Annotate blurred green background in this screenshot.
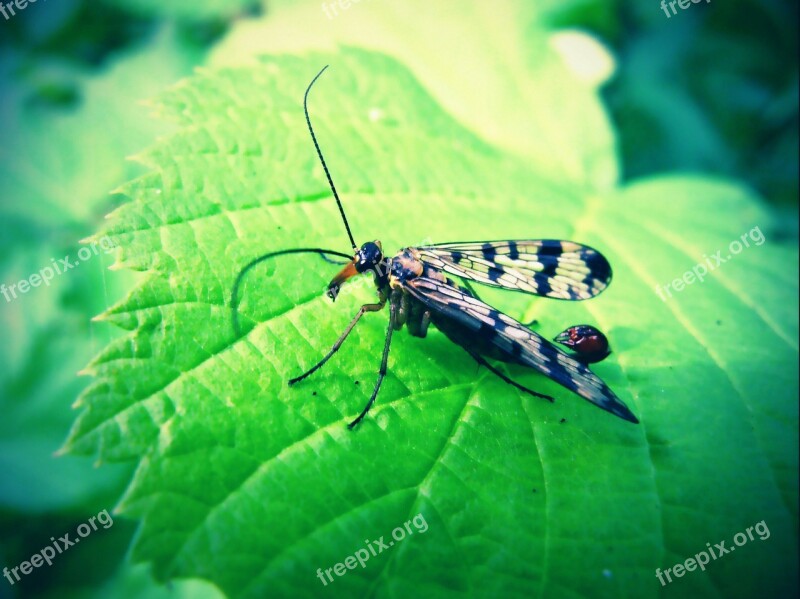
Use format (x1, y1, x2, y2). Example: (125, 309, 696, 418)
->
(0, 0, 796, 598)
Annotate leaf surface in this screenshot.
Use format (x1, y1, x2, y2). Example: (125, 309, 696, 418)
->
(64, 41, 798, 599)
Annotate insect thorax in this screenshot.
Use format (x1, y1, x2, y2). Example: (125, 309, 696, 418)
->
(388, 248, 425, 287)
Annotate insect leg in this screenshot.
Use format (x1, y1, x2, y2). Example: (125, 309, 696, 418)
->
(289, 302, 385, 385)
(348, 301, 397, 429)
(465, 350, 554, 402)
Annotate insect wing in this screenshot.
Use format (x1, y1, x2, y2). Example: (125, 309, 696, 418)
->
(401, 277, 637, 423)
(416, 240, 612, 300)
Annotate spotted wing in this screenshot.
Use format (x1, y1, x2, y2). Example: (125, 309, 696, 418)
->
(401, 276, 637, 423)
(416, 240, 612, 300)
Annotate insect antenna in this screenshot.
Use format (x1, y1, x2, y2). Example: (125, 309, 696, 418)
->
(304, 65, 358, 252)
(231, 247, 353, 337)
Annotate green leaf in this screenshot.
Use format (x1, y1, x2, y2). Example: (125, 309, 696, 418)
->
(591, 0, 798, 207)
(0, 23, 205, 511)
(64, 42, 797, 599)
(0, 24, 207, 599)
(209, 1, 619, 190)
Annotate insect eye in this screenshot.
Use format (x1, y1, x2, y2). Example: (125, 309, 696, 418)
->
(355, 242, 383, 273)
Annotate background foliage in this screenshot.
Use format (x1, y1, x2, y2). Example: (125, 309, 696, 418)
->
(0, 1, 796, 598)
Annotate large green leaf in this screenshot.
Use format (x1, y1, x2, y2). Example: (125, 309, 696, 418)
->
(64, 38, 797, 599)
(0, 22, 218, 599)
(209, 0, 619, 191)
(0, 24, 202, 510)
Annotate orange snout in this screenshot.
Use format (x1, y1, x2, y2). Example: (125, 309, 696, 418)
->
(326, 260, 358, 300)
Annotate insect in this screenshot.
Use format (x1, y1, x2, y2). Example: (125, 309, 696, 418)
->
(231, 66, 639, 428)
